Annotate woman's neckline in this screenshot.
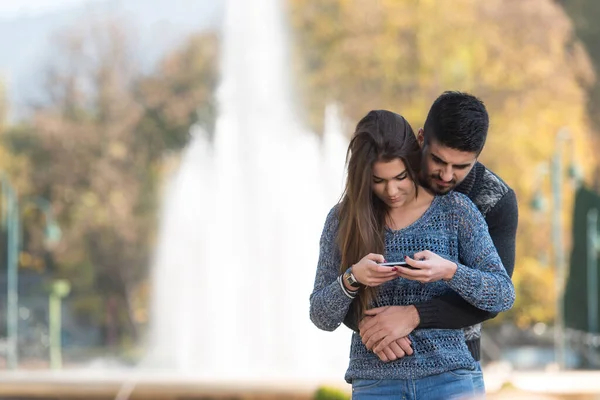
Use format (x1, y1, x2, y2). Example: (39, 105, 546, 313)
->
(384, 195, 440, 233)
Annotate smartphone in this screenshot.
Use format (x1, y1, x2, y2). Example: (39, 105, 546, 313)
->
(379, 261, 408, 267)
(379, 261, 418, 270)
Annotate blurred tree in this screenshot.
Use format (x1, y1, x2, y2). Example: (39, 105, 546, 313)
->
(0, 80, 7, 131)
(558, 0, 600, 136)
(135, 32, 219, 154)
(289, 0, 598, 327)
(2, 19, 219, 349)
(564, 185, 600, 333)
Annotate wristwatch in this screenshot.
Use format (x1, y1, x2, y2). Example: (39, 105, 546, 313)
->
(343, 266, 361, 288)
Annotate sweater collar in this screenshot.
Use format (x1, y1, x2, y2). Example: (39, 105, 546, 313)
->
(455, 162, 484, 196)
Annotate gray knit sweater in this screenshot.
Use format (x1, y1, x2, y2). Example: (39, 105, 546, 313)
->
(309, 192, 515, 381)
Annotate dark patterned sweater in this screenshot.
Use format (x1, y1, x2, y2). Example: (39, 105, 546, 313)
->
(310, 191, 515, 381)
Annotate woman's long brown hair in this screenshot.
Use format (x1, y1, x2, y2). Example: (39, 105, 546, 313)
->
(337, 110, 422, 321)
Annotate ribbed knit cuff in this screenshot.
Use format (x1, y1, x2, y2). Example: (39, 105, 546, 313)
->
(414, 301, 440, 329)
(447, 263, 475, 297)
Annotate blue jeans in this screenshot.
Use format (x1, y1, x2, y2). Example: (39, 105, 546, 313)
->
(352, 368, 479, 400)
(471, 361, 485, 396)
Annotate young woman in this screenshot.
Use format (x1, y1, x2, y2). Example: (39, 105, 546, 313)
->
(309, 110, 514, 399)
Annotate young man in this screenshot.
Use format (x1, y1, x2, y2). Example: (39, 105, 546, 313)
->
(349, 91, 518, 393)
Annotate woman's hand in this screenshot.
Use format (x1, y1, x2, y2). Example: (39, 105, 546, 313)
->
(375, 337, 413, 362)
(396, 250, 458, 283)
(352, 253, 398, 287)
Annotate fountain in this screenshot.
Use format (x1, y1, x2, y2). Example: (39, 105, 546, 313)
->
(148, 0, 350, 384)
(0, 0, 352, 397)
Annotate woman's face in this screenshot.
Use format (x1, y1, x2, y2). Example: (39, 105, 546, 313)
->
(371, 158, 416, 208)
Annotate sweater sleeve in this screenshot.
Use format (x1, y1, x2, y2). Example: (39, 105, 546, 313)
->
(309, 206, 355, 331)
(415, 189, 518, 328)
(486, 189, 518, 278)
(443, 194, 515, 313)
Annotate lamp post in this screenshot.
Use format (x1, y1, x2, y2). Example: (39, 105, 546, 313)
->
(1, 174, 19, 370)
(21, 196, 63, 368)
(49, 279, 70, 370)
(531, 127, 581, 370)
(0, 185, 62, 370)
(587, 209, 599, 334)
(23, 197, 62, 249)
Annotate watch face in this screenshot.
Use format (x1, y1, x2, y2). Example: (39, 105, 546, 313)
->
(345, 270, 360, 287)
(344, 273, 352, 285)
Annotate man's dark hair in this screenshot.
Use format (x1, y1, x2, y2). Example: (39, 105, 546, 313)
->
(423, 91, 489, 154)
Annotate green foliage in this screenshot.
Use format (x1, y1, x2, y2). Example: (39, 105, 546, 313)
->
(314, 386, 350, 400)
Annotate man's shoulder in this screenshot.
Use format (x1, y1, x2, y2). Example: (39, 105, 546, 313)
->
(478, 164, 513, 196)
(470, 163, 515, 216)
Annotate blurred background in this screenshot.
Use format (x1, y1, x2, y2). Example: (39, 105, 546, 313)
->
(0, 0, 600, 398)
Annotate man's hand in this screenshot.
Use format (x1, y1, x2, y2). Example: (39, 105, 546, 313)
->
(359, 305, 420, 359)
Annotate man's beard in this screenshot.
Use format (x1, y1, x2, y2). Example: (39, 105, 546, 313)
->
(428, 174, 456, 194)
(418, 160, 457, 194)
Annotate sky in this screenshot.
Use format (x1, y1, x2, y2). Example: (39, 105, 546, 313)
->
(0, 0, 222, 120)
(0, 0, 101, 19)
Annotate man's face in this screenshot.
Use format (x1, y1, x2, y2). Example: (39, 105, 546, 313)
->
(417, 129, 478, 194)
